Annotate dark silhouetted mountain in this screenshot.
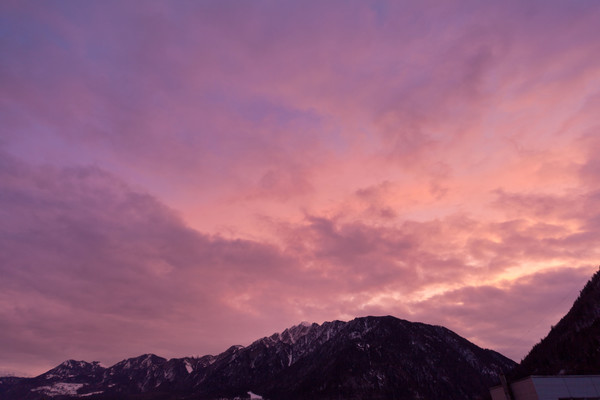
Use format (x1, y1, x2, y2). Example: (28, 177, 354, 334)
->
(0, 360, 105, 400)
(43, 360, 105, 381)
(512, 268, 600, 378)
(0, 316, 515, 400)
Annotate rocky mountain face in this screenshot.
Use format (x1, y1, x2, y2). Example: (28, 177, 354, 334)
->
(512, 268, 600, 378)
(0, 316, 515, 400)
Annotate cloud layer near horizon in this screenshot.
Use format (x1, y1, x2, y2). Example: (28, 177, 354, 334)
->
(2, 0, 600, 376)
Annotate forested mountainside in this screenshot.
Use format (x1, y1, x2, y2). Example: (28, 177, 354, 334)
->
(512, 269, 600, 378)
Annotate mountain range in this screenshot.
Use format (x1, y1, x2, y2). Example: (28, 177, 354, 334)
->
(0, 316, 515, 400)
(4, 268, 600, 400)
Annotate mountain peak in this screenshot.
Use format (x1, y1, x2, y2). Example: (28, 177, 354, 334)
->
(110, 353, 167, 372)
(279, 321, 317, 344)
(59, 360, 85, 368)
(38, 359, 105, 381)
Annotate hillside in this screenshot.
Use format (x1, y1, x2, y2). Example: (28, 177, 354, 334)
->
(512, 268, 600, 377)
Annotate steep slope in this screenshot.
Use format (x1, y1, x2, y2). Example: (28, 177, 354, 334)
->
(513, 268, 600, 377)
(41, 360, 105, 381)
(258, 316, 513, 400)
(191, 320, 348, 399)
(0, 316, 516, 400)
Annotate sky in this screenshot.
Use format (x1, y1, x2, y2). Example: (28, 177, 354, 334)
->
(1, 0, 600, 377)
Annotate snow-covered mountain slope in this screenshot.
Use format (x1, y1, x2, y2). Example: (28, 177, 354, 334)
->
(40, 360, 105, 381)
(0, 316, 515, 400)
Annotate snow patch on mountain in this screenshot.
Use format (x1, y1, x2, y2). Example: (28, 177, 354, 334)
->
(78, 391, 104, 397)
(32, 382, 84, 396)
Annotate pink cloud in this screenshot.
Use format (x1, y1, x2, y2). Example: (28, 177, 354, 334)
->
(2, 149, 600, 375)
(2, 0, 600, 377)
(409, 266, 595, 362)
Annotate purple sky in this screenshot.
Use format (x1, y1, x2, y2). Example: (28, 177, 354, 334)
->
(2, 0, 600, 376)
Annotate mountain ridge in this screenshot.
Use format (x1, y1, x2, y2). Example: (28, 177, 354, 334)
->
(512, 268, 600, 378)
(0, 315, 515, 400)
